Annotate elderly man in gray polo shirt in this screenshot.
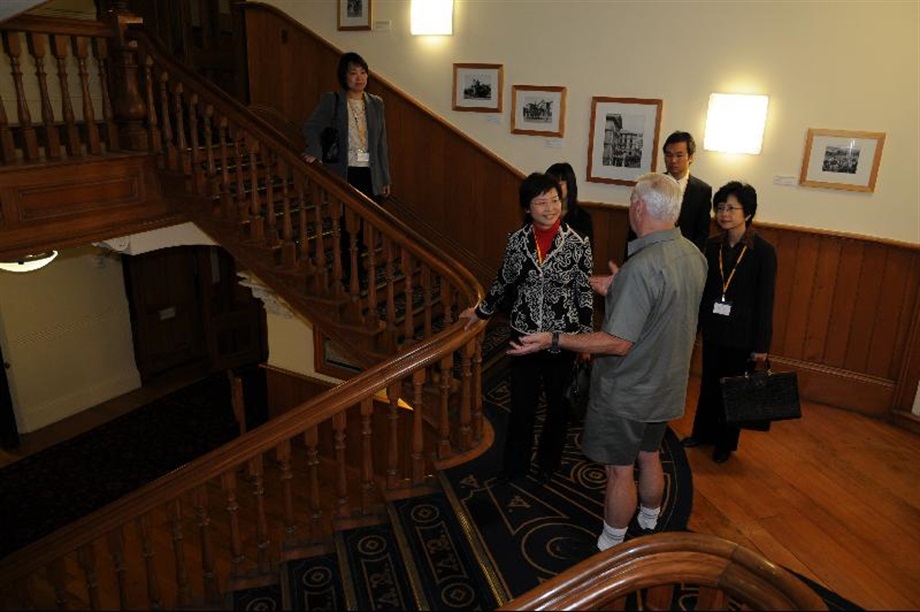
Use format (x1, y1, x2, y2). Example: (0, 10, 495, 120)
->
(509, 172, 706, 551)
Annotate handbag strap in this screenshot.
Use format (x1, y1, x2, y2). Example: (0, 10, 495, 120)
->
(331, 92, 339, 125)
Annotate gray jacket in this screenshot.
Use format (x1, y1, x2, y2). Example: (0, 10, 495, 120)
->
(303, 90, 391, 197)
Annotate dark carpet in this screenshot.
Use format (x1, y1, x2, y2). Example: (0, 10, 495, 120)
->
(0, 373, 239, 558)
(441, 366, 693, 599)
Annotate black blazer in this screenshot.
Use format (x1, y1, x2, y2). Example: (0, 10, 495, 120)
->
(625, 174, 712, 258)
(677, 175, 713, 251)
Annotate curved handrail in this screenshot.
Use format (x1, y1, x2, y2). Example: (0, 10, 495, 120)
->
(499, 532, 827, 611)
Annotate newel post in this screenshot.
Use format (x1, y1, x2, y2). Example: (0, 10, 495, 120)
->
(104, 1, 147, 151)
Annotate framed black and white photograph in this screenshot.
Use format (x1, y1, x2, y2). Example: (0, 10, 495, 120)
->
(511, 85, 566, 137)
(452, 63, 503, 113)
(799, 128, 886, 192)
(338, 0, 372, 31)
(586, 97, 663, 186)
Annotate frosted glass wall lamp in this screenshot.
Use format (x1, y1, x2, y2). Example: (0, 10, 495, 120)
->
(411, 0, 453, 35)
(703, 93, 769, 154)
(0, 251, 58, 273)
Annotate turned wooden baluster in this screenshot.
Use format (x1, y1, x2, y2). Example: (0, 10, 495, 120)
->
(220, 470, 245, 579)
(107, 527, 130, 609)
(46, 556, 69, 609)
(441, 280, 455, 327)
(172, 82, 190, 176)
(73, 36, 100, 154)
(247, 137, 264, 243)
(472, 335, 484, 442)
(0, 92, 16, 163)
(231, 128, 248, 220)
(344, 208, 362, 304)
(303, 426, 322, 541)
(3, 31, 40, 160)
(76, 543, 101, 610)
(329, 199, 345, 297)
(309, 182, 328, 293)
(202, 104, 217, 198)
(187, 92, 204, 194)
(167, 500, 192, 607)
(91, 37, 118, 152)
(458, 340, 474, 450)
(106, 5, 147, 150)
(437, 354, 454, 458)
(142, 56, 161, 159)
(294, 176, 315, 273)
(50, 33, 80, 157)
(401, 250, 416, 345)
(411, 369, 427, 484)
(26, 33, 61, 160)
(386, 381, 402, 489)
(218, 116, 232, 217)
(364, 224, 381, 330)
(193, 485, 220, 604)
(263, 150, 279, 247)
(248, 455, 271, 574)
(382, 236, 398, 353)
(158, 70, 176, 170)
(333, 412, 350, 517)
(421, 265, 433, 338)
(229, 372, 246, 436)
(278, 159, 294, 264)
(359, 397, 376, 514)
(276, 439, 298, 548)
(136, 514, 162, 609)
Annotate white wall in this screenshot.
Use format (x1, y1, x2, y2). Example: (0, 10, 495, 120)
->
(267, 0, 919, 244)
(0, 247, 141, 432)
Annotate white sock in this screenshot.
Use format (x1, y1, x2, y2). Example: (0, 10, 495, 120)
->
(637, 505, 660, 530)
(597, 521, 628, 551)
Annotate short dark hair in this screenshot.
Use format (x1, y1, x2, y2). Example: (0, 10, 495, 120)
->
(545, 162, 578, 210)
(713, 181, 758, 226)
(663, 131, 696, 157)
(337, 52, 369, 89)
(519, 173, 561, 213)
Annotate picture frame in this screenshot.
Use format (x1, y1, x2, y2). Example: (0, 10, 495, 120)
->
(511, 85, 566, 137)
(799, 128, 886, 192)
(586, 97, 663, 186)
(452, 63, 503, 113)
(337, 0, 372, 31)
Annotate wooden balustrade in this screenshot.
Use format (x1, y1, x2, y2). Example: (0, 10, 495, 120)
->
(0, 15, 122, 164)
(0, 11, 490, 611)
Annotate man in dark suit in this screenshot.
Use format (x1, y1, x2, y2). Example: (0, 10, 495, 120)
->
(626, 131, 712, 253)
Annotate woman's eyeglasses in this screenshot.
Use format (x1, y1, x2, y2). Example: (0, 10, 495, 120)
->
(715, 204, 743, 213)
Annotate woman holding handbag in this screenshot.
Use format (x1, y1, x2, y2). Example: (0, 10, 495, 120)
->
(302, 51, 391, 200)
(682, 181, 777, 464)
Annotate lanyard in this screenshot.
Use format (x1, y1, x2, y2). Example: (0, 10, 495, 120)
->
(718, 243, 748, 300)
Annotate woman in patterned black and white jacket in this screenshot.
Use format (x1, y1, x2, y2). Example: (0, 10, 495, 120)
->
(460, 172, 593, 484)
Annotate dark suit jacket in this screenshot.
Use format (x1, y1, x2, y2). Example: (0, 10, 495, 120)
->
(677, 174, 713, 251)
(625, 174, 713, 258)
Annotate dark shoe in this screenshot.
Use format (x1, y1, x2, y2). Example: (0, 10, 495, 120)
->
(533, 468, 554, 485)
(681, 436, 704, 448)
(712, 449, 732, 464)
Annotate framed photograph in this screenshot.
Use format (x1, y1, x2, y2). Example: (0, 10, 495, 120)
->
(586, 97, 663, 186)
(511, 85, 566, 137)
(338, 0, 372, 31)
(799, 129, 886, 192)
(452, 63, 503, 113)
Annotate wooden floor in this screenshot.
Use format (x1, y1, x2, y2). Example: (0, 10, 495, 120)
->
(3, 374, 918, 609)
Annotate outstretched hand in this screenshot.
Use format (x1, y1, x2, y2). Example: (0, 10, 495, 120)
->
(507, 332, 551, 356)
(458, 306, 482, 331)
(589, 260, 620, 296)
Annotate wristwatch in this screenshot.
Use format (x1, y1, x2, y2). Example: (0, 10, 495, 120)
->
(548, 331, 561, 354)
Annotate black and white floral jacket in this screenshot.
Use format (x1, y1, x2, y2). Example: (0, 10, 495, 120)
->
(475, 222, 593, 336)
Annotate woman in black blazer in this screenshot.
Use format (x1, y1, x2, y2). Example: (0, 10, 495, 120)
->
(460, 173, 593, 483)
(682, 181, 777, 463)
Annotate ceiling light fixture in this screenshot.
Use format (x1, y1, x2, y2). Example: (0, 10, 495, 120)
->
(0, 251, 59, 273)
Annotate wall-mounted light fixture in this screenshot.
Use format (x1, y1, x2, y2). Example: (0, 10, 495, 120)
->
(411, 0, 453, 35)
(703, 93, 769, 154)
(0, 251, 58, 273)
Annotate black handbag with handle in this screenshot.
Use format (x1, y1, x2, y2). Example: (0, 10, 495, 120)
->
(720, 358, 801, 427)
(564, 360, 591, 424)
(319, 92, 340, 164)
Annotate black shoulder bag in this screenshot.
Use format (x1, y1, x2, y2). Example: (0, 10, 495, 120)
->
(320, 92, 340, 164)
(721, 358, 801, 430)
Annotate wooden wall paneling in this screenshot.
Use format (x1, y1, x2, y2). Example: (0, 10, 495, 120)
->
(892, 282, 920, 415)
(771, 230, 801, 358)
(823, 239, 864, 368)
(785, 232, 820, 360)
(802, 236, 842, 363)
(869, 247, 918, 379)
(844, 242, 887, 374)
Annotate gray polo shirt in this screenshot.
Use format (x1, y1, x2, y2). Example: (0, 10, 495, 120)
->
(584, 228, 707, 426)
